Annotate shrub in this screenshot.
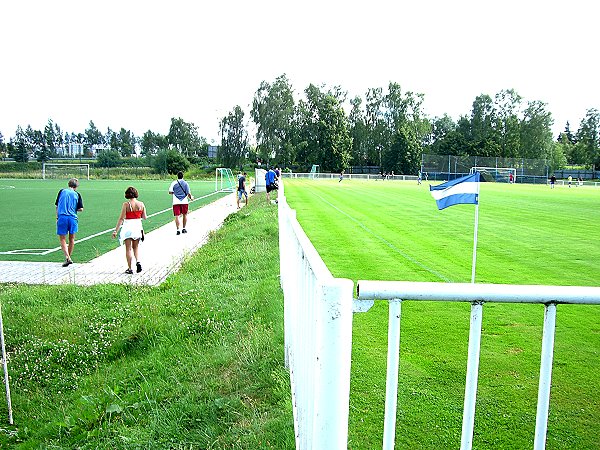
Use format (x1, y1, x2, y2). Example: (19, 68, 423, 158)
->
(152, 149, 190, 175)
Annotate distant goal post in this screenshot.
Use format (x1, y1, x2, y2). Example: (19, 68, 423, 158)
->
(470, 166, 516, 183)
(215, 167, 235, 192)
(42, 163, 90, 180)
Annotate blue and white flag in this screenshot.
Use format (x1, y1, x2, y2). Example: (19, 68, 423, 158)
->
(429, 172, 480, 210)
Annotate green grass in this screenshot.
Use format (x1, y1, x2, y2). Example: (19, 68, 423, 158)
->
(1, 178, 599, 448)
(0, 179, 228, 263)
(0, 195, 294, 448)
(282, 178, 600, 449)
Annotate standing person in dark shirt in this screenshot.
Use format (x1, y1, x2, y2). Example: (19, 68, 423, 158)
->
(55, 178, 84, 267)
(237, 172, 248, 209)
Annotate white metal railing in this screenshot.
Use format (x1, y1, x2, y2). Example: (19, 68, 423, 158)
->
(356, 281, 600, 450)
(278, 181, 354, 449)
(278, 181, 600, 449)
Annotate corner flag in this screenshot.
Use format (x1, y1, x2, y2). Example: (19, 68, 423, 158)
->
(429, 172, 481, 210)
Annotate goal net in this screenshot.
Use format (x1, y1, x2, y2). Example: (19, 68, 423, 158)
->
(42, 163, 90, 180)
(470, 167, 516, 183)
(309, 164, 320, 179)
(215, 167, 235, 192)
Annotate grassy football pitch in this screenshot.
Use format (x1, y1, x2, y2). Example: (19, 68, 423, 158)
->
(283, 178, 600, 449)
(0, 179, 229, 263)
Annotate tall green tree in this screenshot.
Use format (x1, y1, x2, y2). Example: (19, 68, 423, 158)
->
(116, 128, 135, 157)
(348, 96, 369, 166)
(9, 126, 29, 162)
(141, 130, 167, 156)
(85, 120, 104, 153)
(375, 83, 429, 174)
(561, 121, 576, 144)
(575, 108, 600, 167)
(364, 87, 387, 166)
(44, 119, 57, 156)
(519, 100, 554, 160)
(469, 94, 499, 156)
(296, 84, 352, 172)
(548, 139, 568, 171)
(494, 89, 522, 157)
(33, 129, 51, 162)
(219, 106, 248, 168)
(250, 74, 296, 166)
(168, 117, 203, 157)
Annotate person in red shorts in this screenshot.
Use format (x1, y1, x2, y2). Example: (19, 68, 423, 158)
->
(168, 171, 194, 235)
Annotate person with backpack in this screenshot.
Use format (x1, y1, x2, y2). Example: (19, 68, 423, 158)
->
(168, 171, 194, 235)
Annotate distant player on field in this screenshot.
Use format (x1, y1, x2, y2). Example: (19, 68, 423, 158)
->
(55, 178, 84, 267)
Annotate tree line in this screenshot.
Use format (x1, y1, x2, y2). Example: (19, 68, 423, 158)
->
(1, 74, 598, 174)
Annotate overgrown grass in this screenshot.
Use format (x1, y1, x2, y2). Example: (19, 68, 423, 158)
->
(0, 196, 294, 448)
(283, 178, 600, 449)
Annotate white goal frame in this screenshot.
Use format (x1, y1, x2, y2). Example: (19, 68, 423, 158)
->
(470, 166, 516, 183)
(309, 164, 320, 179)
(42, 163, 90, 180)
(215, 167, 235, 192)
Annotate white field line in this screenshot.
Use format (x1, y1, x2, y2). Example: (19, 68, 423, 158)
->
(0, 191, 223, 256)
(312, 191, 452, 283)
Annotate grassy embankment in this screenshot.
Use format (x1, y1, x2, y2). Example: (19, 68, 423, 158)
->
(0, 196, 295, 449)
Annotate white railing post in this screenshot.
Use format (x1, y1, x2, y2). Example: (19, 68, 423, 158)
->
(312, 278, 355, 449)
(383, 299, 402, 450)
(534, 303, 557, 450)
(461, 301, 483, 450)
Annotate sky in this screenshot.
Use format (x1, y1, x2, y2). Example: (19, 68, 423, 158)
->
(1, 0, 598, 145)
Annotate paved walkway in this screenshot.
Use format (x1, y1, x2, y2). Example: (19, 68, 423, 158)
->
(0, 193, 242, 286)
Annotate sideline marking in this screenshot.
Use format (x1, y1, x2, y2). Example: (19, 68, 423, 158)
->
(312, 191, 452, 282)
(0, 249, 51, 256)
(0, 191, 224, 257)
(0, 185, 16, 189)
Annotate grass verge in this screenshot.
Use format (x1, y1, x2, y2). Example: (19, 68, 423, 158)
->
(0, 195, 294, 449)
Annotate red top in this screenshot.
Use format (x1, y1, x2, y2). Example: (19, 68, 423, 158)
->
(125, 209, 143, 219)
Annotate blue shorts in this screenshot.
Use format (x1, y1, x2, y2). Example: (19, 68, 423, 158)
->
(237, 189, 247, 199)
(57, 216, 78, 235)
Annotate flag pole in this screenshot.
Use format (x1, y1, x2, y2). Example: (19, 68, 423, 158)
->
(462, 198, 481, 449)
(471, 203, 479, 284)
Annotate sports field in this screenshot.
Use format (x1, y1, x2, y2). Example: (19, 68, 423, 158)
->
(0, 179, 229, 263)
(283, 178, 600, 449)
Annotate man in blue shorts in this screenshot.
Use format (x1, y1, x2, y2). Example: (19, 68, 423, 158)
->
(55, 178, 84, 267)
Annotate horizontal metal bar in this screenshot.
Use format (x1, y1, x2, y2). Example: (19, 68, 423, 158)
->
(357, 280, 600, 305)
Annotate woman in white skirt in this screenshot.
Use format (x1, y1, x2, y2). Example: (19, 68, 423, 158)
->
(112, 186, 146, 274)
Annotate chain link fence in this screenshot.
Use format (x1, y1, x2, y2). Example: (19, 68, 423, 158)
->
(421, 154, 549, 183)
